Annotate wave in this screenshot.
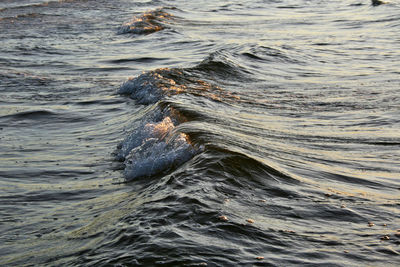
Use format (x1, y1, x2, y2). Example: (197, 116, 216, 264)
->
(118, 67, 241, 105)
(371, 0, 388, 6)
(0, 0, 81, 13)
(118, 68, 184, 104)
(118, 8, 174, 35)
(115, 48, 283, 180)
(0, 12, 43, 22)
(115, 51, 250, 180)
(0, 109, 88, 124)
(0, 110, 55, 120)
(116, 105, 202, 180)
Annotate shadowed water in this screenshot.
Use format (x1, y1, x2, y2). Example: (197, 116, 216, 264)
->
(1, 0, 399, 266)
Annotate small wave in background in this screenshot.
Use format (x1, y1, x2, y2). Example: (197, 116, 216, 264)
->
(1, 1, 399, 266)
(118, 8, 175, 35)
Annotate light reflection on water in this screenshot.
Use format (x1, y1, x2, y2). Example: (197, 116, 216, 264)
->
(0, 0, 399, 266)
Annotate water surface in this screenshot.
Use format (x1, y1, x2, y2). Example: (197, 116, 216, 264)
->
(1, 0, 399, 266)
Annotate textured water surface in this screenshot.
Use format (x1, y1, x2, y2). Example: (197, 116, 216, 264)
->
(1, 0, 399, 266)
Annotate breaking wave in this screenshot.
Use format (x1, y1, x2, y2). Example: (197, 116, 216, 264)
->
(116, 52, 252, 180)
(118, 8, 174, 35)
(118, 67, 240, 104)
(116, 105, 201, 180)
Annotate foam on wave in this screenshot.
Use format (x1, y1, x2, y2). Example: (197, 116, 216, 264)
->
(118, 68, 186, 104)
(118, 8, 173, 35)
(116, 56, 248, 180)
(118, 67, 240, 104)
(117, 108, 200, 180)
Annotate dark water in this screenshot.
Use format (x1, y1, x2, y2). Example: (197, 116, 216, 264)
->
(1, 0, 399, 266)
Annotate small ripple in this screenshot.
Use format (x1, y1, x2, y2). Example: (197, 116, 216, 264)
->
(0, 109, 89, 126)
(105, 56, 168, 64)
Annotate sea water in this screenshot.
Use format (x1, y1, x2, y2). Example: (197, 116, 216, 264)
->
(1, 0, 399, 265)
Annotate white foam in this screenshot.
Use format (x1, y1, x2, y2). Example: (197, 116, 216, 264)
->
(118, 75, 163, 104)
(117, 9, 172, 35)
(118, 115, 198, 180)
(118, 69, 186, 104)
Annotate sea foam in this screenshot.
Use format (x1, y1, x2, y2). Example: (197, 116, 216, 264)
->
(117, 110, 198, 180)
(118, 9, 173, 35)
(118, 69, 186, 104)
(117, 64, 236, 180)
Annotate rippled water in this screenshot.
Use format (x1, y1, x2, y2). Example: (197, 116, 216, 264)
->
(1, 0, 399, 266)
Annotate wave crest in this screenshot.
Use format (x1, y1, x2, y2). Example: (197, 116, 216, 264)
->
(116, 52, 253, 180)
(117, 108, 201, 180)
(118, 9, 173, 35)
(118, 68, 186, 104)
(118, 67, 240, 104)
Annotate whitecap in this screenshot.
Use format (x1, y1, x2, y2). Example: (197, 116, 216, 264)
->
(117, 114, 198, 180)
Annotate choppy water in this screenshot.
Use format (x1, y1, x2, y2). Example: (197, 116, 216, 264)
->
(1, 0, 399, 266)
